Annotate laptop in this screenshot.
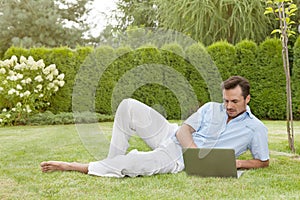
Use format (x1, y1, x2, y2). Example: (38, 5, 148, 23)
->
(183, 148, 244, 178)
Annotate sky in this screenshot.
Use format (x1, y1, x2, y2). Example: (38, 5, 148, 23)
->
(87, 0, 118, 36)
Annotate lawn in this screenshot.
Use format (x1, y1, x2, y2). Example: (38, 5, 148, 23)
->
(0, 121, 300, 200)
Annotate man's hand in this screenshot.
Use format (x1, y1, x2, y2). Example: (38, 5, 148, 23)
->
(236, 159, 269, 169)
(176, 124, 197, 148)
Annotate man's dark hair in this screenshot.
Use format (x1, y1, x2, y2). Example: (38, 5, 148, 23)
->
(221, 76, 250, 99)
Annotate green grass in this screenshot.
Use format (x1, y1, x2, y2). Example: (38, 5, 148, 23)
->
(0, 121, 300, 200)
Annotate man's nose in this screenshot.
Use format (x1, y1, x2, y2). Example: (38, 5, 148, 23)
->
(227, 101, 234, 108)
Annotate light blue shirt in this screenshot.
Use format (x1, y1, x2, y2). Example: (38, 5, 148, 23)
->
(183, 102, 269, 161)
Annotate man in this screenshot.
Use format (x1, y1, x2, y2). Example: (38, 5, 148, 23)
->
(41, 76, 269, 177)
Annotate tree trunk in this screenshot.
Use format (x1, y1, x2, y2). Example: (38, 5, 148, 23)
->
(278, 3, 295, 153)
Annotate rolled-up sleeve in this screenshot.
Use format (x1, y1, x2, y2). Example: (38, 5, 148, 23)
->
(184, 103, 210, 132)
(249, 125, 270, 161)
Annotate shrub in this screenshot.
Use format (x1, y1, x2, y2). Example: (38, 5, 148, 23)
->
(207, 41, 236, 79)
(254, 38, 286, 119)
(3, 46, 93, 114)
(0, 55, 65, 126)
(185, 43, 221, 104)
(235, 40, 258, 69)
(25, 111, 114, 125)
(292, 36, 300, 119)
(2, 37, 298, 122)
(161, 42, 185, 58)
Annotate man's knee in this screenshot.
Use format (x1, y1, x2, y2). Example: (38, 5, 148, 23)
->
(118, 98, 134, 109)
(115, 98, 137, 123)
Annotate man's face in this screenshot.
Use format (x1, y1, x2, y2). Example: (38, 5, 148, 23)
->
(222, 85, 250, 119)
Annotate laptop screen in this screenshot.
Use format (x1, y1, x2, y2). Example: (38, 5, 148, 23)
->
(183, 148, 238, 178)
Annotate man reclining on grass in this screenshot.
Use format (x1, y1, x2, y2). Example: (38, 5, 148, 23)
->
(41, 76, 269, 177)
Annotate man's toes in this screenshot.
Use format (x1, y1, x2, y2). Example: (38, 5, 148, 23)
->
(40, 161, 48, 167)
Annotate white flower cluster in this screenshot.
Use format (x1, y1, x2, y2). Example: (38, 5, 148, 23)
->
(0, 55, 65, 126)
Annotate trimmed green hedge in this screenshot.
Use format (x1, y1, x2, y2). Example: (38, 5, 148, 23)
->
(207, 41, 236, 79)
(22, 111, 114, 125)
(255, 39, 286, 119)
(3, 37, 300, 120)
(293, 37, 300, 120)
(93, 44, 202, 119)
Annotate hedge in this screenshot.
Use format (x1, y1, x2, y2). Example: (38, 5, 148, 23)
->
(293, 37, 300, 119)
(207, 41, 236, 80)
(2, 37, 300, 120)
(254, 38, 286, 119)
(93, 44, 201, 119)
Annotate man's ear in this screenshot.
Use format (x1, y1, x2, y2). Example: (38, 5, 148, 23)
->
(246, 95, 250, 104)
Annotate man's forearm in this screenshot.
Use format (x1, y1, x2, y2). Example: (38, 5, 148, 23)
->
(236, 159, 269, 169)
(176, 124, 197, 148)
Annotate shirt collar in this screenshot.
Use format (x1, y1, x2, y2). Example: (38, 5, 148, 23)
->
(246, 105, 254, 119)
(221, 103, 254, 119)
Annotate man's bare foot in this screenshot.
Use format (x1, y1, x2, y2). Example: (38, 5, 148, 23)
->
(40, 161, 89, 174)
(40, 161, 71, 172)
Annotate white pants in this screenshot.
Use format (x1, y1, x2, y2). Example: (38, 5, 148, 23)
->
(88, 98, 184, 177)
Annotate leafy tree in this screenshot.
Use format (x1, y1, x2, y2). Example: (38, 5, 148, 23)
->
(111, 0, 277, 45)
(156, 0, 277, 45)
(0, 0, 93, 57)
(265, 0, 298, 153)
(113, 0, 158, 31)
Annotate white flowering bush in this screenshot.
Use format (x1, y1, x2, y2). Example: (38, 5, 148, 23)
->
(0, 55, 65, 126)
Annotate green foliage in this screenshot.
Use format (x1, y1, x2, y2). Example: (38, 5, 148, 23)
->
(264, 0, 298, 38)
(113, 0, 276, 46)
(24, 111, 114, 125)
(235, 40, 258, 69)
(185, 43, 214, 104)
(207, 41, 236, 80)
(254, 38, 286, 119)
(161, 43, 185, 58)
(130, 47, 181, 118)
(3, 36, 300, 124)
(292, 36, 300, 119)
(114, 0, 158, 30)
(122, 26, 156, 49)
(0, 0, 93, 57)
(0, 55, 65, 126)
(44, 48, 78, 113)
(89, 44, 204, 119)
(234, 40, 261, 117)
(3, 46, 93, 115)
(92, 46, 117, 114)
(95, 46, 166, 115)
(115, 46, 133, 57)
(264, 0, 298, 152)
(155, 0, 272, 45)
